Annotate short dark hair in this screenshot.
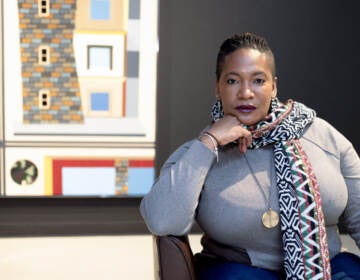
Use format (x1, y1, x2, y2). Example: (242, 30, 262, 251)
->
(215, 32, 276, 80)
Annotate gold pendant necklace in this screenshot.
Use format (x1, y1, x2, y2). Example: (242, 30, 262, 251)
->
(261, 209, 279, 229)
(244, 154, 279, 229)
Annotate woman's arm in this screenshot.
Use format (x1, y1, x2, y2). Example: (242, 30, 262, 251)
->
(141, 116, 252, 236)
(339, 141, 360, 249)
(140, 139, 216, 236)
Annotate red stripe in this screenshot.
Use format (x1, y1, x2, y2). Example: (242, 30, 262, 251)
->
(129, 160, 154, 167)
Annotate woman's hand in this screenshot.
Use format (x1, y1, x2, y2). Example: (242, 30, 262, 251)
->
(206, 115, 252, 153)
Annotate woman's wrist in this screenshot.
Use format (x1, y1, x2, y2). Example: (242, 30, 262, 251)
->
(199, 132, 219, 162)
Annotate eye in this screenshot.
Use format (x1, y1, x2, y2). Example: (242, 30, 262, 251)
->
(226, 78, 238, 85)
(254, 78, 265, 85)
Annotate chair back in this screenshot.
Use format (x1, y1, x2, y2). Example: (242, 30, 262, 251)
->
(153, 235, 197, 280)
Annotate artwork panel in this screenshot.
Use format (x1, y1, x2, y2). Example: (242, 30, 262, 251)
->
(4, 0, 157, 142)
(5, 147, 154, 196)
(3, 0, 157, 196)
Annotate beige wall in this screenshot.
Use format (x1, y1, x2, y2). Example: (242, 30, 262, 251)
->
(0, 0, 4, 193)
(75, 0, 129, 31)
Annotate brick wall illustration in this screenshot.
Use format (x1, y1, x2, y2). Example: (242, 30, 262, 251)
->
(18, 0, 83, 124)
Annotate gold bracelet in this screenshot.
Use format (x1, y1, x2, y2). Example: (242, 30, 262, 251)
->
(200, 132, 219, 163)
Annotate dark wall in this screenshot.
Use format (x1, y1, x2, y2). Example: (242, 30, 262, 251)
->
(156, 0, 360, 173)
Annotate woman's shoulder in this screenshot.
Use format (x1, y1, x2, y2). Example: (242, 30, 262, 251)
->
(302, 117, 353, 158)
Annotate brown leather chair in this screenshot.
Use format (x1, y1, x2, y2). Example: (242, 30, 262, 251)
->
(153, 235, 198, 280)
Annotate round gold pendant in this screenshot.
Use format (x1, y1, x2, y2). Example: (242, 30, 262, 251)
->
(262, 209, 279, 228)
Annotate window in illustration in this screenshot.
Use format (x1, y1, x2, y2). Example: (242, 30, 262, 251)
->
(88, 46, 113, 71)
(38, 89, 51, 110)
(38, 0, 50, 17)
(91, 0, 110, 20)
(38, 45, 50, 65)
(91, 92, 109, 111)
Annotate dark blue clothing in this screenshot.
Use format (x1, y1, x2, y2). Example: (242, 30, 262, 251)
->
(196, 252, 360, 280)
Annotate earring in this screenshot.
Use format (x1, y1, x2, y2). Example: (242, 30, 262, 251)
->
(211, 99, 224, 122)
(270, 97, 279, 111)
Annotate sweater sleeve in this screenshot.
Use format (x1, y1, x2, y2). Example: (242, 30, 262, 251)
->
(339, 140, 360, 249)
(140, 139, 216, 236)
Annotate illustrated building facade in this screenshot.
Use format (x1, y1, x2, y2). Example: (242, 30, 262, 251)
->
(1, 0, 158, 197)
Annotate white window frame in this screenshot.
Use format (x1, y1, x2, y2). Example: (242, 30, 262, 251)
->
(38, 89, 50, 110)
(87, 45, 113, 71)
(38, 45, 50, 65)
(38, 0, 50, 17)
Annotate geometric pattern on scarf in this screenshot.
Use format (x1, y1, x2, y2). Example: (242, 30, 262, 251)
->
(275, 140, 330, 280)
(210, 98, 331, 280)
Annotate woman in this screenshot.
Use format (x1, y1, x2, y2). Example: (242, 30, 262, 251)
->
(140, 32, 360, 279)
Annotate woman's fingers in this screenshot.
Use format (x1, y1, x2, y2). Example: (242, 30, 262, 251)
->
(245, 131, 253, 148)
(238, 137, 244, 153)
(238, 136, 250, 153)
(239, 138, 247, 153)
(207, 115, 253, 149)
(237, 129, 252, 153)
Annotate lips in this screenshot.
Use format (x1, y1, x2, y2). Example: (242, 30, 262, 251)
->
(236, 105, 256, 113)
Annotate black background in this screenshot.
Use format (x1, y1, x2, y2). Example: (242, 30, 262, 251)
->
(156, 0, 360, 172)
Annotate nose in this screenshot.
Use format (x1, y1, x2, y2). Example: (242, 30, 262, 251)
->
(237, 83, 254, 99)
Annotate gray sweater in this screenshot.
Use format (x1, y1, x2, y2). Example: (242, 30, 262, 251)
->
(140, 117, 360, 271)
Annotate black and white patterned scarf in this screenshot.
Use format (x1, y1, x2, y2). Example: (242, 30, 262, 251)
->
(211, 98, 331, 280)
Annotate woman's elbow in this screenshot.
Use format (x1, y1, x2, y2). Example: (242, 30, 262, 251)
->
(145, 219, 192, 236)
(140, 197, 193, 235)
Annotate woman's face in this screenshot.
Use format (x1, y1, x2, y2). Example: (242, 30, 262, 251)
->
(216, 48, 277, 126)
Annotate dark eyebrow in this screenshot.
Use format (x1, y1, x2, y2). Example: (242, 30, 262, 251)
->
(224, 71, 269, 79)
(224, 71, 240, 77)
(252, 71, 268, 77)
